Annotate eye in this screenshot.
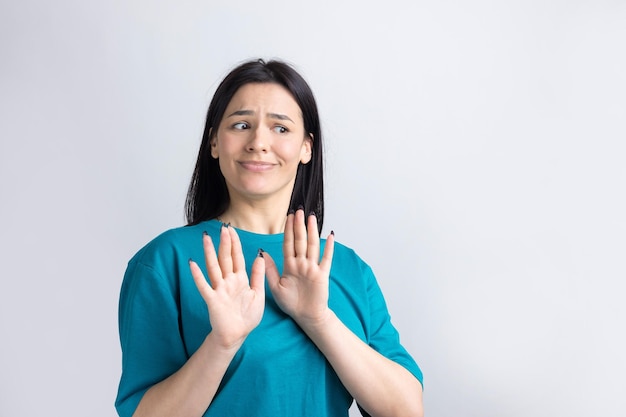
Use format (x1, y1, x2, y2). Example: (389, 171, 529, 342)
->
(273, 125, 288, 134)
(232, 122, 249, 130)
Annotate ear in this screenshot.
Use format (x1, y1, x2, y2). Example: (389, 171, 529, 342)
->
(300, 133, 313, 164)
(209, 128, 219, 159)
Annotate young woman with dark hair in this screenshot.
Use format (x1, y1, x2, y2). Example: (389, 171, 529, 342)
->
(185, 59, 324, 231)
(116, 58, 423, 417)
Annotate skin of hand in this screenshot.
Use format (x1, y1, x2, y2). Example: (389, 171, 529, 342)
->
(263, 209, 335, 328)
(189, 224, 266, 349)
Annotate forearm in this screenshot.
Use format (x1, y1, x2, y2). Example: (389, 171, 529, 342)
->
(133, 333, 239, 417)
(299, 311, 423, 417)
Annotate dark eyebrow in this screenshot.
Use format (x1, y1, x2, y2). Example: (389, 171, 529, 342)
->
(225, 110, 294, 124)
(226, 110, 254, 118)
(267, 113, 294, 123)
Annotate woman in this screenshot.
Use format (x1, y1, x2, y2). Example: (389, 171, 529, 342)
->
(116, 59, 424, 417)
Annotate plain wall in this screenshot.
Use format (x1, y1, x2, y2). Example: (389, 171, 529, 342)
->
(1, 1, 625, 416)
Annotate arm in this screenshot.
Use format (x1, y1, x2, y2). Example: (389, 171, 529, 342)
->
(264, 210, 423, 417)
(298, 309, 423, 417)
(132, 333, 241, 417)
(131, 225, 266, 417)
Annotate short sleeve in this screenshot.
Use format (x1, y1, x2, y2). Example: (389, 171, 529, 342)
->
(115, 260, 188, 417)
(363, 265, 423, 386)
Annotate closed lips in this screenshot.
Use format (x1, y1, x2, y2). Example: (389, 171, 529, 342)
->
(239, 161, 275, 171)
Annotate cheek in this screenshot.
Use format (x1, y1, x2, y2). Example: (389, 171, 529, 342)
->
(211, 134, 234, 158)
(278, 141, 306, 160)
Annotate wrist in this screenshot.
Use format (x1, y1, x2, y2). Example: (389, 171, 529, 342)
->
(295, 308, 336, 336)
(204, 331, 246, 355)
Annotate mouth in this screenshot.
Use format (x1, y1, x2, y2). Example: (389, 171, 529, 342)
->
(238, 161, 275, 172)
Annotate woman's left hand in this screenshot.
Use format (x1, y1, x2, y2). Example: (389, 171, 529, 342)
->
(264, 209, 335, 329)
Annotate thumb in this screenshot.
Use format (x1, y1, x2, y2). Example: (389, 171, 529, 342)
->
(250, 249, 266, 295)
(261, 250, 281, 292)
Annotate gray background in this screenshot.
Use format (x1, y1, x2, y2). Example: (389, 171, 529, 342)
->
(1, 0, 625, 416)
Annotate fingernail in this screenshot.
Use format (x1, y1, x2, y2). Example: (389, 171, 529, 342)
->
(188, 258, 194, 263)
(203, 230, 208, 236)
(297, 204, 304, 211)
(309, 211, 316, 217)
(287, 208, 295, 215)
(330, 230, 335, 236)
(257, 248, 264, 258)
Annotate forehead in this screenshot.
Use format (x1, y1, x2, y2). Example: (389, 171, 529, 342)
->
(225, 83, 302, 117)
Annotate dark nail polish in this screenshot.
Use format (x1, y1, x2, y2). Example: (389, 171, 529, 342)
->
(203, 230, 208, 236)
(297, 205, 304, 211)
(257, 248, 264, 258)
(330, 230, 335, 236)
(188, 258, 194, 263)
(309, 211, 316, 217)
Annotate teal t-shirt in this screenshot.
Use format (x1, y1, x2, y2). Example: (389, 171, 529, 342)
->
(116, 220, 422, 417)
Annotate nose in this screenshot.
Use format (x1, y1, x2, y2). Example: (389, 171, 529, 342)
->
(246, 126, 268, 152)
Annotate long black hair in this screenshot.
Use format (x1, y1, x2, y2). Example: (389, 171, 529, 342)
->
(185, 58, 325, 232)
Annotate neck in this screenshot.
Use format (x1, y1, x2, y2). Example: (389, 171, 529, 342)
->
(218, 202, 289, 235)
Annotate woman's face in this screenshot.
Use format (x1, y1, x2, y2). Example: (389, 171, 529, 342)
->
(210, 82, 312, 206)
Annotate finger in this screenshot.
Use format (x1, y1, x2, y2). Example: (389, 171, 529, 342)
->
(319, 231, 335, 272)
(228, 226, 246, 274)
(189, 258, 213, 299)
(293, 208, 308, 257)
(306, 212, 320, 261)
(283, 212, 295, 258)
(217, 224, 233, 274)
(202, 231, 223, 288)
(249, 249, 267, 295)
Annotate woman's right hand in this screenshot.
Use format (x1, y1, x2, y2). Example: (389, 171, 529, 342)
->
(189, 225, 266, 350)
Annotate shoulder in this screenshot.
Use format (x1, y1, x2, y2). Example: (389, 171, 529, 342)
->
(326, 239, 378, 295)
(327, 239, 372, 274)
(127, 222, 210, 272)
(120, 223, 211, 298)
